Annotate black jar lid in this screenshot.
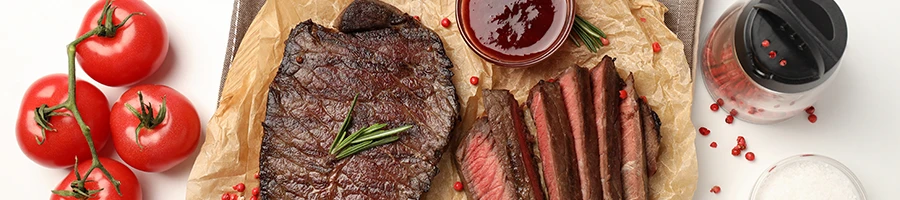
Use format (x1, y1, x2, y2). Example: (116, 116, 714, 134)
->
(734, 0, 847, 93)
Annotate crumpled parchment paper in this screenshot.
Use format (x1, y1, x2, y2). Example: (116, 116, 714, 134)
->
(186, 0, 697, 199)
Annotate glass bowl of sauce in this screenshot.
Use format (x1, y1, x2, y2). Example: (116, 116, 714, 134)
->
(457, 0, 575, 67)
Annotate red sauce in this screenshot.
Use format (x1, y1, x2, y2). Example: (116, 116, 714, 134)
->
(460, 0, 570, 64)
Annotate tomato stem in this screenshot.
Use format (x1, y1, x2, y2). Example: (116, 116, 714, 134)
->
(42, 0, 146, 197)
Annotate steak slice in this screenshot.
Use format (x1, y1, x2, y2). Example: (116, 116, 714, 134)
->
(455, 90, 544, 200)
(639, 98, 662, 177)
(590, 56, 624, 200)
(558, 66, 602, 200)
(619, 73, 649, 200)
(456, 117, 515, 200)
(524, 81, 583, 200)
(482, 90, 545, 200)
(259, 0, 459, 198)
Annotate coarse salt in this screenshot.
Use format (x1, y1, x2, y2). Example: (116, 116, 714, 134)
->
(754, 159, 861, 200)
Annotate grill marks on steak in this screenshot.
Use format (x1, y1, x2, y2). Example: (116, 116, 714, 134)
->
(455, 90, 544, 200)
(558, 67, 603, 200)
(259, 0, 458, 199)
(619, 74, 649, 200)
(640, 99, 662, 177)
(590, 56, 625, 200)
(525, 81, 583, 200)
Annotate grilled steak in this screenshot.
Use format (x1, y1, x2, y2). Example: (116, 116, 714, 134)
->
(524, 81, 583, 200)
(639, 99, 662, 177)
(259, 0, 458, 198)
(619, 74, 649, 200)
(590, 56, 625, 200)
(558, 66, 602, 200)
(455, 90, 543, 200)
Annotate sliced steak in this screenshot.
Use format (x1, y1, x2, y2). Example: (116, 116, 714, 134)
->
(524, 81, 583, 200)
(456, 118, 515, 200)
(455, 90, 544, 200)
(590, 56, 625, 200)
(639, 99, 662, 177)
(259, 0, 459, 198)
(558, 66, 602, 200)
(483, 90, 545, 200)
(619, 73, 649, 200)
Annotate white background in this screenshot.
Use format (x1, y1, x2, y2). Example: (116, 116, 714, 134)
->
(691, 0, 900, 199)
(0, 0, 897, 200)
(0, 0, 232, 199)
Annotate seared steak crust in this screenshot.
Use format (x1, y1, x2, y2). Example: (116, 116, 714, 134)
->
(259, 0, 458, 199)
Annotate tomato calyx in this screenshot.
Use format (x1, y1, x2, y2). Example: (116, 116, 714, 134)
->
(125, 91, 167, 150)
(32, 104, 71, 145)
(51, 158, 105, 200)
(93, 0, 145, 38)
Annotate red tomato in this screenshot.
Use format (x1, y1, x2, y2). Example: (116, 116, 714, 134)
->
(16, 74, 110, 168)
(50, 158, 141, 200)
(111, 85, 200, 172)
(76, 0, 168, 86)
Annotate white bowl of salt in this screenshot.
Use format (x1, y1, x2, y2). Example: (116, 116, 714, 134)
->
(750, 154, 866, 200)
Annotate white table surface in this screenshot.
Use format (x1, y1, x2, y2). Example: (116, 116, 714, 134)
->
(1, 0, 897, 200)
(0, 0, 233, 199)
(692, 0, 900, 199)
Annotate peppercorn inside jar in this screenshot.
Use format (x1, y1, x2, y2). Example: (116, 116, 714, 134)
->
(701, 0, 847, 124)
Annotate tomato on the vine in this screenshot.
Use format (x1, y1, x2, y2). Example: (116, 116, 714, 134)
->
(15, 74, 110, 168)
(50, 157, 141, 200)
(76, 0, 168, 86)
(111, 85, 200, 172)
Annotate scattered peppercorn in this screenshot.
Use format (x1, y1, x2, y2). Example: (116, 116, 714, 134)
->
(710, 142, 717, 148)
(768, 51, 777, 59)
(731, 148, 740, 156)
(233, 183, 246, 192)
(413, 16, 420, 21)
(601, 37, 610, 46)
(469, 76, 479, 85)
(250, 196, 259, 200)
(710, 186, 721, 194)
(808, 114, 818, 123)
(441, 18, 451, 28)
(252, 187, 260, 196)
(725, 115, 734, 124)
(230, 194, 238, 200)
(640, 17, 647, 22)
(255, 173, 259, 179)
(806, 106, 815, 114)
(619, 90, 627, 99)
(710, 103, 719, 112)
(716, 98, 724, 106)
(729, 109, 738, 116)
(761, 39, 770, 48)
(454, 181, 464, 191)
(745, 152, 756, 161)
(779, 59, 787, 66)
(698, 127, 710, 136)
(652, 42, 661, 52)
(221, 193, 231, 200)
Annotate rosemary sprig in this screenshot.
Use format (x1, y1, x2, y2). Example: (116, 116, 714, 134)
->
(329, 94, 412, 160)
(570, 15, 608, 53)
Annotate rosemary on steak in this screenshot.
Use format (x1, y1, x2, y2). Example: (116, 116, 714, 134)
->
(329, 94, 413, 160)
(569, 15, 608, 53)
